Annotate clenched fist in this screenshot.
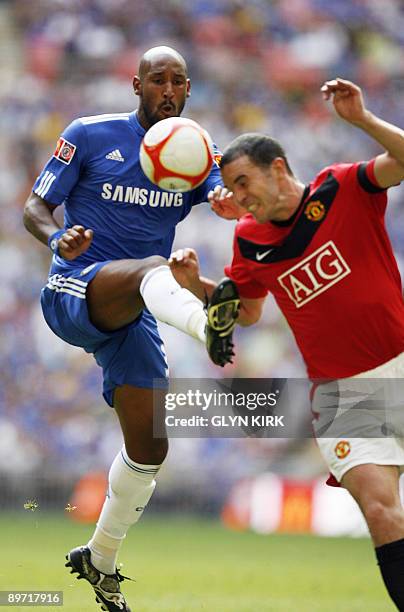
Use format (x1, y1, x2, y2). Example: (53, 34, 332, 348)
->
(57, 225, 93, 260)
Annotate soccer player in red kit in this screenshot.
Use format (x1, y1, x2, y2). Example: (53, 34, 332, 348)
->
(170, 78, 404, 610)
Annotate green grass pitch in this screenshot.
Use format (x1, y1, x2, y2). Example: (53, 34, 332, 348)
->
(0, 513, 394, 611)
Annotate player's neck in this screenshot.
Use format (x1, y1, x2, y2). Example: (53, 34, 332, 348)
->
(136, 108, 151, 131)
(275, 179, 306, 222)
(288, 180, 306, 213)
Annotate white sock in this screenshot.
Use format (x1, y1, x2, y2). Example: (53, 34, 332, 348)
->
(88, 447, 161, 575)
(140, 265, 206, 342)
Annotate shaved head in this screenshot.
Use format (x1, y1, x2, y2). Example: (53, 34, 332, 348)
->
(134, 45, 190, 129)
(138, 46, 187, 81)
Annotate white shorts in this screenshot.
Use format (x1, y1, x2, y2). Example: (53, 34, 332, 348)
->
(313, 351, 404, 483)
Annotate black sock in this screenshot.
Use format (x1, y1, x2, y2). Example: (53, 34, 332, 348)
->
(375, 538, 404, 611)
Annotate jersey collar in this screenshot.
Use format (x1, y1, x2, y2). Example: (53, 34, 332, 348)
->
(270, 185, 310, 227)
(129, 110, 146, 136)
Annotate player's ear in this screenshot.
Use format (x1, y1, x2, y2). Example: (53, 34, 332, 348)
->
(186, 78, 191, 98)
(272, 157, 287, 176)
(133, 75, 141, 97)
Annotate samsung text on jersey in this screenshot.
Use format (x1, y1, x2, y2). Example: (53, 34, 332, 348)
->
(101, 183, 184, 207)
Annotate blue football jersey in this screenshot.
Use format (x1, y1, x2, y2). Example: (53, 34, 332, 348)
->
(33, 111, 223, 274)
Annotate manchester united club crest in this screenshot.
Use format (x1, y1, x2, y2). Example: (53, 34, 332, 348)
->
(305, 200, 325, 222)
(334, 440, 351, 459)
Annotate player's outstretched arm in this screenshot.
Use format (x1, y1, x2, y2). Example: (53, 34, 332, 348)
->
(322, 78, 404, 188)
(169, 248, 266, 326)
(23, 192, 93, 260)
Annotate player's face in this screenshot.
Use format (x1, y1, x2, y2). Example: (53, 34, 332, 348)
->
(134, 57, 190, 129)
(221, 156, 287, 224)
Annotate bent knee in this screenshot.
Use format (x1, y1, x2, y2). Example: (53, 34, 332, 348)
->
(138, 256, 168, 279)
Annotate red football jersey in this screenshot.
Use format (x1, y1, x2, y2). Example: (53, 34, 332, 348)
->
(225, 161, 404, 379)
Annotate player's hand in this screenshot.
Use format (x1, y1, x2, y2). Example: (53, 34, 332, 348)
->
(57, 225, 94, 260)
(169, 248, 201, 293)
(208, 185, 245, 220)
(321, 78, 369, 126)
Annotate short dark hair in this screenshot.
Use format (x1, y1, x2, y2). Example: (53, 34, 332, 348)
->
(220, 133, 293, 176)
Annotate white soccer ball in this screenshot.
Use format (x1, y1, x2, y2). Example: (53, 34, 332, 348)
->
(139, 117, 214, 192)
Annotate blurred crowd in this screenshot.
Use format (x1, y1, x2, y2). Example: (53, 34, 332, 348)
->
(1, 0, 404, 500)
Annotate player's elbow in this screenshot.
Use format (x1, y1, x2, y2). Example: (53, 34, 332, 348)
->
(23, 196, 36, 232)
(23, 193, 55, 234)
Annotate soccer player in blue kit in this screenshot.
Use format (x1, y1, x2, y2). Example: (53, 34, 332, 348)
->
(23, 46, 239, 612)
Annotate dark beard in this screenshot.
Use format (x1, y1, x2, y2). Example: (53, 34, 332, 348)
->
(142, 99, 186, 128)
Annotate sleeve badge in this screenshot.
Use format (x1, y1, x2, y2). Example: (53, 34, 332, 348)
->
(53, 137, 77, 165)
(213, 154, 223, 168)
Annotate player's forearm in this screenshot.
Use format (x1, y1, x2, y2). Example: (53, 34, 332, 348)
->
(23, 194, 61, 246)
(237, 307, 256, 326)
(237, 305, 261, 326)
(356, 111, 404, 167)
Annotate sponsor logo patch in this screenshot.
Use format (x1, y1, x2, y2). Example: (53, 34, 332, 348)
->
(277, 240, 351, 308)
(304, 200, 325, 222)
(53, 137, 77, 165)
(213, 154, 223, 168)
(335, 440, 351, 459)
(101, 183, 183, 207)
